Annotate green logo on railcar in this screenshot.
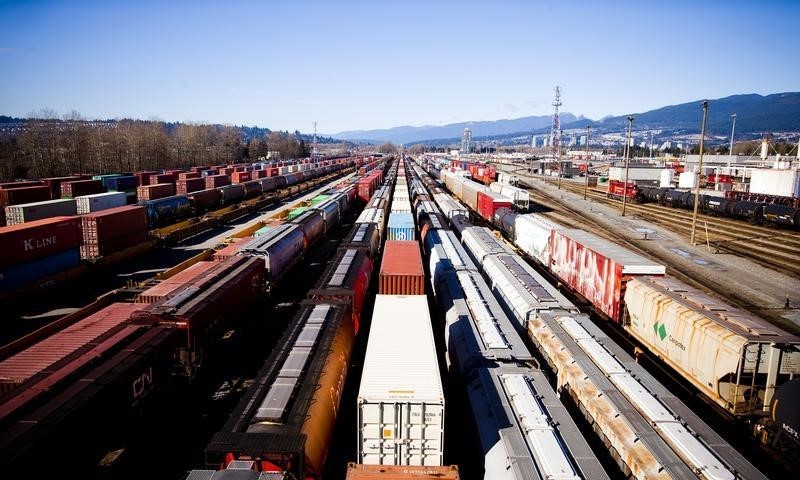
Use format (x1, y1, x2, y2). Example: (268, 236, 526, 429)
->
(653, 321, 667, 341)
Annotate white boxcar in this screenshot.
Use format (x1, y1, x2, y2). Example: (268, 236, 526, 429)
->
(358, 295, 444, 466)
(624, 276, 800, 416)
(512, 213, 563, 266)
(75, 191, 127, 214)
(748, 168, 800, 197)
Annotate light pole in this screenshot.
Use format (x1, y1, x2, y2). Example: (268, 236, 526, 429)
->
(727, 113, 737, 173)
(621, 116, 634, 216)
(690, 101, 709, 245)
(584, 125, 591, 200)
(557, 129, 563, 190)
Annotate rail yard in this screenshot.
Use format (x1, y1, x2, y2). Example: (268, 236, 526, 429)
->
(0, 153, 798, 480)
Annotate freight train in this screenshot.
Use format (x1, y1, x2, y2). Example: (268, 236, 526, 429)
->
(411, 157, 772, 479)
(606, 179, 800, 229)
(189, 159, 396, 479)
(402, 162, 609, 479)
(0, 165, 386, 475)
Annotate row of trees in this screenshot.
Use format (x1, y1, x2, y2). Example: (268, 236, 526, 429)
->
(0, 113, 317, 180)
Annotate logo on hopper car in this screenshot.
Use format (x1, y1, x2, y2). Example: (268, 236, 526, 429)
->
(23, 235, 57, 252)
(653, 321, 668, 341)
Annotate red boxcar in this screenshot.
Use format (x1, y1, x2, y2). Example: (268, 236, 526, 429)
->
(476, 190, 513, 222)
(0, 216, 81, 270)
(548, 228, 665, 321)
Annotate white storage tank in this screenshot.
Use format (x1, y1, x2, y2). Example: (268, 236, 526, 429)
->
(357, 295, 444, 466)
(748, 168, 800, 197)
(659, 169, 674, 188)
(678, 171, 696, 189)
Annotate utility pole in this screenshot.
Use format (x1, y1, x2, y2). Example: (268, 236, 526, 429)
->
(690, 100, 709, 245)
(557, 129, 563, 190)
(727, 113, 737, 173)
(584, 125, 591, 200)
(621, 116, 634, 216)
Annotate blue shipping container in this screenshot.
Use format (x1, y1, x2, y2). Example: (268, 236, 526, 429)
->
(387, 212, 415, 241)
(139, 195, 192, 227)
(106, 175, 139, 191)
(0, 248, 81, 292)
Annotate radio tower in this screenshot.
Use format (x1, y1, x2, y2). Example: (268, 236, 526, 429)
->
(312, 121, 318, 157)
(551, 86, 562, 157)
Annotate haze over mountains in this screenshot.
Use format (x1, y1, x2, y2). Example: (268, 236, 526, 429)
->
(331, 92, 800, 144)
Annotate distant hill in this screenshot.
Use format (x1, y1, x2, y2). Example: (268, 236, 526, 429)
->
(335, 92, 800, 146)
(556, 92, 800, 135)
(330, 113, 579, 144)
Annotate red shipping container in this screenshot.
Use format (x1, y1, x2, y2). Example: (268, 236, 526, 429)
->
(357, 179, 374, 203)
(476, 191, 513, 222)
(135, 171, 159, 186)
(0, 181, 45, 190)
(231, 171, 251, 183)
(150, 173, 176, 185)
(252, 169, 266, 179)
(221, 167, 235, 176)
(0, 303, 144, 393)
(80, 230, 149, 259)
(166, 169, 185, 175)
(176, 178, 205, 195)
(137, 183, 175, 201)
(205, 175, 230, 189)
(267, 167, 278, 177)
(41, 176, 81, 199)
(379, 240, 424, 295)
(0, 216, 81, 270)
(60, 179, 104, 198)
(178, 172, 201, 180)
(0, 186, 51, 206)
(549, 229, 665, 322)
(81, 205, 148, 244)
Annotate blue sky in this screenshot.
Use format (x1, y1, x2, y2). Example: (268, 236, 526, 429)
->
(0, 0, 797, 133)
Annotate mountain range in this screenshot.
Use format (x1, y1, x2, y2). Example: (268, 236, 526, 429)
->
(331, 92, 800, 144)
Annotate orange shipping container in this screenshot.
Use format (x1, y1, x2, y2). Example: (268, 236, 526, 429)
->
(379, 240, 424, 295)
(346, 464, 460, 480)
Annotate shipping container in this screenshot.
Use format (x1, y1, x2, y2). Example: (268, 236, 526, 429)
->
(308, 248, 372, 332)
(624, 276, 800, 416)
(0, 216, 81, 270)
(61, 179, 104, 198)
(379, 241, 424, 295)
(0, 187, 53, 210)
(231, 171, 252, 183)
(104, 175, 138, 191)
(178, 172, 201, 180)
(490, 183, 529, 211)
(205, 174, 231, 189)
(149, 173, 176, 185)
(75, 192, 127, 214)
(0, 303, 144, 393)
(345, 464, 460, 480)
(550, 228, 665, 321)
(80, 230, 149, 259)
(41, 176, 82, 199)
(749, 168, 800, 197)
(80, 205, 148, 243)
(137, 183, 175, 201)
(476, 191, 512, 222)
(358, 295, 444, 466)
(387, 212, 415, 241)
(5, 198, 77, 225)
(176, 178, 206, 195)
(0, 247, 81, 291)
(608, 166, 665, 182)
(0, 180, 44, 190)
(239, 224, 305, 282)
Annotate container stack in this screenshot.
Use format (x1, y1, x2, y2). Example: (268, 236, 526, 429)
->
(60, 179, 104, 198)
(0, 216, 82, 291)
(79, 205, 149, 259)
(136, 183, 175, 201)
(75, 192, 127, 214)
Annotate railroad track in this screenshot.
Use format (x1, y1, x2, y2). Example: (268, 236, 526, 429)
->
(513, 169, 800, 276)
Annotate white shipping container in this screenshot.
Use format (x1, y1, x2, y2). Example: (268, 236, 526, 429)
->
(608, 166, 663, 182)
(4, 199, 78, 225)
(748, 168, 800, 197)
(490, 183, 530, 211)
(75, 192, 127, 214)
(678, 171, 697, 189)
(358, 295, 444, 466)
(497, 172, 518, 185)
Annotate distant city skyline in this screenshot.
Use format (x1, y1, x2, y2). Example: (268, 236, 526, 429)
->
(0, 0, 797, 134)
